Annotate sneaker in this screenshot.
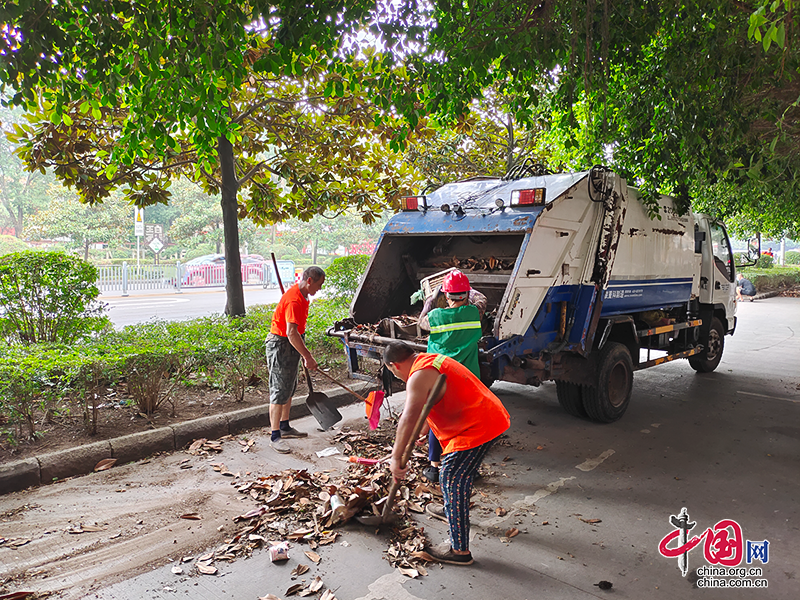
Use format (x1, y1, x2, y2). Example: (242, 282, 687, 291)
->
(424, 542, 473, 566)
(270, 438, 291, 454)
(422, 466, 439, 483)
(425, 503, 447, 523)
(280, 426, 308, 439)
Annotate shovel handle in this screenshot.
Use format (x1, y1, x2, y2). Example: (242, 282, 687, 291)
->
(381, 373, 446, 523)
(315, 369, 367, 402)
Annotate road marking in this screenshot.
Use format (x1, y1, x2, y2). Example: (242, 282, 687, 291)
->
(575, 449, 615, 472)
(353, 571, 426, 600)
(737, 390, 800, 404)
(512, 476, 577, 510)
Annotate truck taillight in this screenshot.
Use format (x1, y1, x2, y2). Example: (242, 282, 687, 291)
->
(510, 188, 546, 206)
(401, 196, 426, 211)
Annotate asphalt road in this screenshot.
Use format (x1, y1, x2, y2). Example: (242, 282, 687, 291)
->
(2, 297, 798, 600)
(101, 286, 284, 328)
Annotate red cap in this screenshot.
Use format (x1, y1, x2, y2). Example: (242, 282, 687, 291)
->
(441, 270, 471, 293)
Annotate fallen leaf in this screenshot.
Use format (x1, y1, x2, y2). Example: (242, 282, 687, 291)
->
(171, 566, 183, 574)
(320, 590, 336, 600)
(398, 566, 419, 578)
(506, 528, 520, 538)
(259, 595, 283, 600)
(196, 563, 217, 575)
(94, 458, 117, 472)
(542, 521, 549, 525)
(0, 592, 36, 600)
(304, 551, 321, 564)
(410, 550, 437, 562)
(580, 518, 602, 524)
(308, 577, 324, 592)
(407, 501, 424, 513)
(285, 583, 305, 596)
(180, 513, 201, 520)
(495, 507, 507, 516)
(291, 564, 309, 577)
(594, 580, 613, 590)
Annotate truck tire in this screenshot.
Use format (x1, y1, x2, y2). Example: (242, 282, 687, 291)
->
(555, 381, 587, 418)
(688, 317, 724, 373)
(582, 342, 633, 423)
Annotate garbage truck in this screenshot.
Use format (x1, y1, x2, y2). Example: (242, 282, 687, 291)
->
(328, 166, 745, 423)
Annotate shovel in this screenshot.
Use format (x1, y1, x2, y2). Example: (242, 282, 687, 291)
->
(356, 373, 447, 528)
(303, 365, 343, 431)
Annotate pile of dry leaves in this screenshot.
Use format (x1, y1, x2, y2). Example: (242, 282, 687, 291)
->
(185, 427, 444, 595)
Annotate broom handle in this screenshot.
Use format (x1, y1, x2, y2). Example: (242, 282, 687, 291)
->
(381, 374, 446, 522)
(271, 252, 285, 294)
(315, 369, 367, 402)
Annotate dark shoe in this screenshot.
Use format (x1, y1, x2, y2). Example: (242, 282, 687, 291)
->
(425, 503, 447, 522)
(422, 466, 439, 483)
(280, 426, 307, 439)
(425, 542, 473, 566)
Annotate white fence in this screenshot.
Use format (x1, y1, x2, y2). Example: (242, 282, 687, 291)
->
(97, 260, 295, 295)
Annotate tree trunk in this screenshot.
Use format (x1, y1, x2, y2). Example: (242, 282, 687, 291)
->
(218, 136, 246, 317)
(84, 237, 90, 261)
(312, 236, 318, 264)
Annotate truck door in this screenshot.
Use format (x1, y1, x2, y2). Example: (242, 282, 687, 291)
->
(698, 219, 736, 327)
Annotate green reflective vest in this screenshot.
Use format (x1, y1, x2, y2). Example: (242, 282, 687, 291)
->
(426, 304, 481, 377)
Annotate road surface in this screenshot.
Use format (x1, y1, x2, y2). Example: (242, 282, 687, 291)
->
(101, 287, 284, 328)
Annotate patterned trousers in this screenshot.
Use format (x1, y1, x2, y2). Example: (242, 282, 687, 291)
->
(439, 437, 497, 552)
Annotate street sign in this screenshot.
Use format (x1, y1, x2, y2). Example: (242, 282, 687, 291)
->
(134, 208, 144, 237)
(149, 237, 164, 254)
(144, 224, 164, 244)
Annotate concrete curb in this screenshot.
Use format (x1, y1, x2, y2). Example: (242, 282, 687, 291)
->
(0, 383, 371, 496)
(753, 290, 782, 300)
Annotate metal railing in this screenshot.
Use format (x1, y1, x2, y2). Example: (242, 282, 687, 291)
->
(97, 260, 295, 295)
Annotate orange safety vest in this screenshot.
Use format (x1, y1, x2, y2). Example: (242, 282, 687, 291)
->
(409, 353, 510, 454)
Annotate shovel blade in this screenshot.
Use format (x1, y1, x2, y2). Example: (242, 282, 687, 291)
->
(306, 391, 342, 430)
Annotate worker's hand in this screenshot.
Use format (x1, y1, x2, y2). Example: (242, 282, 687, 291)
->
(390, 456, 409, 482)
(303, 355, 318, 371)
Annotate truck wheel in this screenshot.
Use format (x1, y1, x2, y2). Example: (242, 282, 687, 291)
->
(582, 342, 633, 423)
(688, 317, 724, 373)
(555, 381, 587, 418)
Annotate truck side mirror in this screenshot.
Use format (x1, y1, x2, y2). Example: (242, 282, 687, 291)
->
(694, 230, 706, 254)
(736, 236, 761, 267)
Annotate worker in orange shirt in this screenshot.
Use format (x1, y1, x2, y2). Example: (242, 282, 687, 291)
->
(384, 341, 510, 565)
(266, 266, 325, 454)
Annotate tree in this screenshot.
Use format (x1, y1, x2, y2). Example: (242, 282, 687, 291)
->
(278, 211, 387, 263)
(325, 2, 798, 224)
(0, 103, 51, 236)
(23, 184, 131, 260)
(0, 1, 412, 316)
(405, 85, 547, 189)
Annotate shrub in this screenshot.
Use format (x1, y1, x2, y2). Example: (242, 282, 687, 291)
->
(0, 235, 29, 256)
(755, 253, 774, 268)
(0, 250, 109, 345)
(786, 251, 800, 265)
(324, 255, 370, 301)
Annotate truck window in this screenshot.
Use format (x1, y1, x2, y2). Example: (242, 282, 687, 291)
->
(709, 222, 733, 282)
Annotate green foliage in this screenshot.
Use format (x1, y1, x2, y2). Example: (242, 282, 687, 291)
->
(305, 298, 350, 356)
(785, 250, 800, 265)
(0, 235, 29, 256)
(755, 253, 775, 269)
(0, 250, 109, 345)
(324, 254, 370, 301)
(739, 266, 800, 291)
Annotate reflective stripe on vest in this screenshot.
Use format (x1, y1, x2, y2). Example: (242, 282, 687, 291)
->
(428, 320, 482, 335)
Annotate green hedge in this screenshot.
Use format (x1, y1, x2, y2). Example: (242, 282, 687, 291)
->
(739, 266, 800, 292)
(0, 299, 349, 445)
